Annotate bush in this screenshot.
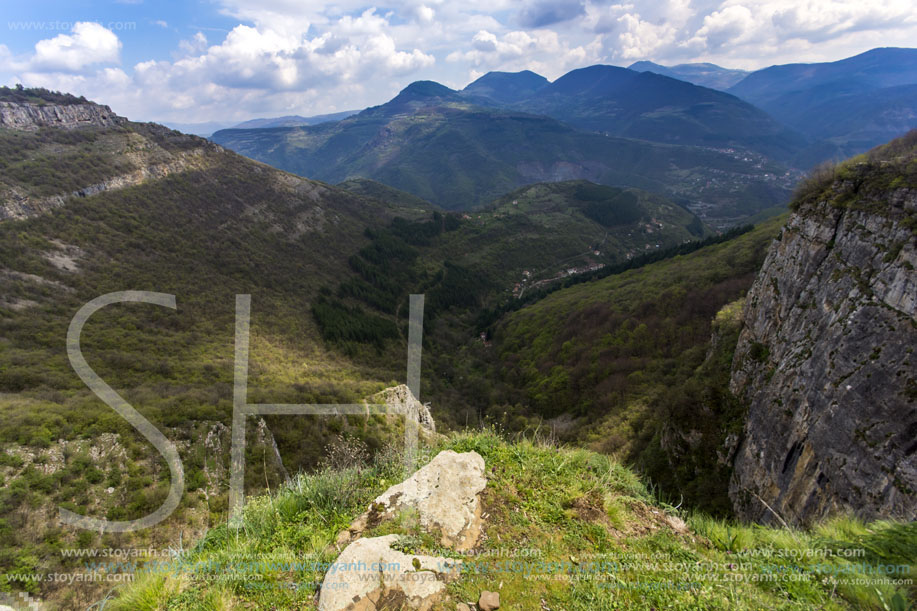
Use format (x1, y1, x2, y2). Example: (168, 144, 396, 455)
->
(790, 161, 837, 210)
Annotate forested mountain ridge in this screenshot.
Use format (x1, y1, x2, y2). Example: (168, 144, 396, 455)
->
(212, 87, 797, 224)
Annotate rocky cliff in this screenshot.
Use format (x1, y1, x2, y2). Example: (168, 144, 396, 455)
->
(729, 132, 917, 525)
(0, 100, 125, 130)
(0, 97, 222, 222)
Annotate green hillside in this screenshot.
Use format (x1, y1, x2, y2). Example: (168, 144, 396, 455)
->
(0, 113, 423, 605)
(627, 61, 750, 90)
(107, 429, 916, 610)
(304, 180, 709, 356)
(336, 177, 436, 210)
(437, 217, 785, 513)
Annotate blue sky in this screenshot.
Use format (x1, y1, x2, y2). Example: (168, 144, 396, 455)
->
(1, 0, 915, 124)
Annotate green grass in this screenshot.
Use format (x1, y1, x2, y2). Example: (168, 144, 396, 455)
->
(0, 118, 422, 606)
(104, 429, 916, 610)
(791, 129, 917, 232)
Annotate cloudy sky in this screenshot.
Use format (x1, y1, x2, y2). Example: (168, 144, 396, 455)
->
(1, 0, 915, 125)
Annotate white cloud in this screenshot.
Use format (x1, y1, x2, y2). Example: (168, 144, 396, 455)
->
(3, 0, 917, 122)
(178, 32, 208, 56)
(448, 28, 597, 79)
(25, 22, 122, 73)
(5, 10, 435, 123)
(691, 5, 757, 50)
(579, 0, 917, 67)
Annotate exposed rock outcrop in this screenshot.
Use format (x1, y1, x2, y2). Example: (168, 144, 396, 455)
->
(478, 590, 500, 610)
(337, 450, 486, 551)
(317, 534, 461, 611)
(0, 101, 124, 130)
(729, 145, 917, 524)
(369, 385, 436, 434)
(322, 450, 487, 610)
(1, 147, 216, 222)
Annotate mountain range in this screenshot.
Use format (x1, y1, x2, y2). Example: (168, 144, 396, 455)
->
(1, 81, 916, 610)
(627, 60, 750, 89)
(728, 47, 917, 157)
(212, 75, 799, 223)
(209, 47, 916, 222)
(231, 110, 359, 130)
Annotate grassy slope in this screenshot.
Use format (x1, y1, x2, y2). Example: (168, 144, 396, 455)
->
(0, 86, 88, 106)
(0, 119, 420, 604)
(0, 121, 409, 447)
(791, 129, 917, 222)
(336, 178, 436, 211)
(108, 430, 916, 610)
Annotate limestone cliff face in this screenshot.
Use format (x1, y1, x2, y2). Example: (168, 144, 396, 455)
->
(729, 153, 917, 525)
(0, 100, 125, 130)
(0, 99, 221, 222)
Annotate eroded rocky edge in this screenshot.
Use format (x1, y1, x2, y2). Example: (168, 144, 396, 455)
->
(729, 188, 917, 525)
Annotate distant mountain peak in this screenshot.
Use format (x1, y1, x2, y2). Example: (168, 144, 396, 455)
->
(462, 70, 549, 104)
(357, 80, 464, 118)
(626, 61, 749, 90)
(464, 69, 548, 89)
(397, 80, 458, 98)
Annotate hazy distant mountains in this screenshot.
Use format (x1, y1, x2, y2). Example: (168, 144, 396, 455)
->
(628, 61, 749, 89)
(231, 110, 359, 129)
(727, 48, 917, 157)
(729, 48, 917, 108)
(210, 47, 916, 223)
(632, 47, 917, 163)
(163, 110, 359, 136)
(212, 81, 795, 221)
(503, 65, 805, 162)
(212, 66, 802, 221)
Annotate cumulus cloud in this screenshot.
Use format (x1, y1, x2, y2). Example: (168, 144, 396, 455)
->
(517, 0, 587, 28)
(584, 0, 917, 66)
(7, 22, 123, 74)
(3, 0, 917, 122)
(178, 32, 208, 56)
(447, 28, 597, 78)
(3, 9, 436, 123)
(692, 5, 757, 50)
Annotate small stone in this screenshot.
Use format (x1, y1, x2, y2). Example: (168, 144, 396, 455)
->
(456, 604, 472, 611)
(479, 590, 500, 610)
